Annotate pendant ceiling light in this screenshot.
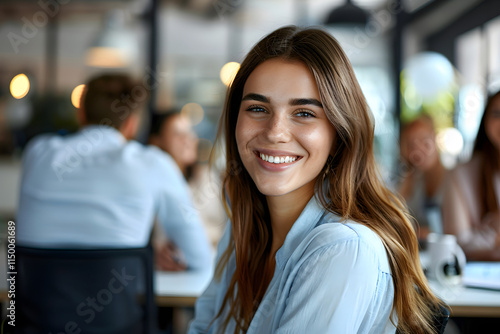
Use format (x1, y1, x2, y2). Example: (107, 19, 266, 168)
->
(324, 0, 369, 26)
(86, 10, 137, 68)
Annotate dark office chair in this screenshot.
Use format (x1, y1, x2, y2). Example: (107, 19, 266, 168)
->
(16, 245, 157, 334)
(432, 303, 450, 334)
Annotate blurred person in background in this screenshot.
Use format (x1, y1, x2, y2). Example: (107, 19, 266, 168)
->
(149, 110, 226, 249)
(149, 109, 199, 179)
(148, 109, 226, 334)
(442, 90, 500, 261)
(398, 114, 448, 240)
(16, 73, 212, 271)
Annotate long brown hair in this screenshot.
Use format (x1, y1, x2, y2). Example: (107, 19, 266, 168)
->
(212, 25, 443, 334)
(473, 90, 500, 218)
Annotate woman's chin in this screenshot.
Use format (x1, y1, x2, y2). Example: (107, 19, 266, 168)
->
(255, 183, 289, 197)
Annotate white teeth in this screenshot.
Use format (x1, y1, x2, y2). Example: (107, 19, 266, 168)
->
(259, 153, 297, 164)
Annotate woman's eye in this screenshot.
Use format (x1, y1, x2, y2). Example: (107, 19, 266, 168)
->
(295, 110, 315, 118)
(247, 106, 267, 113)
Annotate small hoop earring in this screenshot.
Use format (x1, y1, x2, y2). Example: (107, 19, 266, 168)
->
(323, 155, 334, 178)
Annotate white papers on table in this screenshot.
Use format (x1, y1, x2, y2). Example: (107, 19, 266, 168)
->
(462, 262, 500, 291)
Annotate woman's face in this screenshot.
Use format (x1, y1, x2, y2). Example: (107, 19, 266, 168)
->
(485, 94, 500, 152)
(158, 114, 199, 170)
(400, 120, 439, 171)
(235, 58, 336, 198)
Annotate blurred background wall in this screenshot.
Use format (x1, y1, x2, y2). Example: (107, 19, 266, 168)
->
(1, 0, 500, 220)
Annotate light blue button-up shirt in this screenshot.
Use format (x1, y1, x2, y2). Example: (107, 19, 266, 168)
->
(189, 196, 396, 333)
(17, 125, 212, 270)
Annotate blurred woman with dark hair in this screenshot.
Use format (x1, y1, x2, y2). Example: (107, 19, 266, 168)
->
(442, 91, 500, 261)
(149, 110, 199, 179)
(148, 109, 227, 255)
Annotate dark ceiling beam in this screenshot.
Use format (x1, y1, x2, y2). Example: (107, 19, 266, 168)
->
(0, 1, 134, 19)
(427, 0, 500, 65)
(406, 0, 451, 22)
(405, 0, 484, 40)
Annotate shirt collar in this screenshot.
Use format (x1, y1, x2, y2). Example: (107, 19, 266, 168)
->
(80, 125, 127, 145)
(275, 195, 327, 269)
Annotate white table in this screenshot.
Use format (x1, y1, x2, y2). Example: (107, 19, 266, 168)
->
(151, 269, 500, 317)
(429, 280, 500, 317)
(419, 251, 500, 317)
(154, 268, 213, 307)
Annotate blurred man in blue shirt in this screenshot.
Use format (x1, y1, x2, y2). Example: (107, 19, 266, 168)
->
(17, 73, 212, 271)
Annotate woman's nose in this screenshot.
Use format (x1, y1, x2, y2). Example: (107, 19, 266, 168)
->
(263, 114, 290, 143)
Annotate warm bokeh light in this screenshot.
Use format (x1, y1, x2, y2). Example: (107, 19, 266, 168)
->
(437, 128, 464, 155)
(10, 74, 30, 99)
(71, 84, 86, 108)
(181, 102, 204, 126)
(85, 47, 128, 68)
(220, 62, 240, 86)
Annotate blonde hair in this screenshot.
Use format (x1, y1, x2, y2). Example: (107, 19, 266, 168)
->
(213, 25, 444, 334)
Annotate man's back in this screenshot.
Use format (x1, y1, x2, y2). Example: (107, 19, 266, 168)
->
(17, 125, 212, 269)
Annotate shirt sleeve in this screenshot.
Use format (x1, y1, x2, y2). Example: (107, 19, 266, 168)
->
(275, 239, 389, 333)
(188, 223, 232, 334)
(155, 155, 212, 270)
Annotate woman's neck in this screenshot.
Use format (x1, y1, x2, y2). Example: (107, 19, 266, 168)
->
(266, 181, 315, 255)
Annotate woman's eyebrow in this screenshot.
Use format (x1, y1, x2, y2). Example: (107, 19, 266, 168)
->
(242, 93, 270, 103)
(242, 94, 322, 108)
(289, 98, 323, 108)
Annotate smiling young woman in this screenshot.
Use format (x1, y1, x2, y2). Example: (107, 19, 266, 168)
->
(188, 26, 445, 334)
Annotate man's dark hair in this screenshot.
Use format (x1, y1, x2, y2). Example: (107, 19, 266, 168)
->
(81, 73, 149, 129)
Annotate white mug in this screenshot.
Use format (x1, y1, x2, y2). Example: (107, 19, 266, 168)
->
(426, 233, 466, 286)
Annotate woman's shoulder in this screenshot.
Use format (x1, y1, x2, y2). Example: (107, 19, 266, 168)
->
(300, 216, 391, 272)
(315, 214, 384, 247)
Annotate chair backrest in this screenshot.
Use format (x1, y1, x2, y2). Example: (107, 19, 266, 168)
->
(395, 302, 450, 334)
(433, 303, 450, 334)
(16, 245, 157, 334)
(396, 305, 450, 334)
